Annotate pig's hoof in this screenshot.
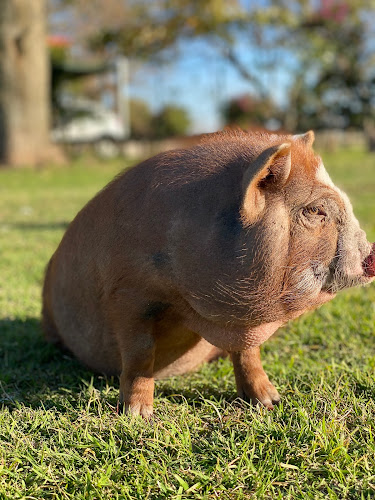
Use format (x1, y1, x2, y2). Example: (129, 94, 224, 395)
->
(239, 379, 281, 410)
(117, 401, 153, 420)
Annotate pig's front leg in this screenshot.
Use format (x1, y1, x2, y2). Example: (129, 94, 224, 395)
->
(117, 327, 155, 419)
(231, 347, 280, 409)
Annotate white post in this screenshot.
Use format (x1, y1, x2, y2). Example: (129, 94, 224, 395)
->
(115, 56, 130, 139)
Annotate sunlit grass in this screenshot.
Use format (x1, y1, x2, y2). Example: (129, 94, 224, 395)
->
(0, 148, 374, 499)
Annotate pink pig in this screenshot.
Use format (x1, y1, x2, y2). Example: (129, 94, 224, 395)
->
(42, 130, 375, 418)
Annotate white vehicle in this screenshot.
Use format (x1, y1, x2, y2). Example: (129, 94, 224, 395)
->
(51, 97, 126, 157)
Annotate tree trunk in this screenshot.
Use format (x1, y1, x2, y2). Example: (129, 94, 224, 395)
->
(0, 0, 62, 166)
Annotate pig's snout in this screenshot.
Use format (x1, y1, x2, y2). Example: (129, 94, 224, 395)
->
(363, 243, 375, 277)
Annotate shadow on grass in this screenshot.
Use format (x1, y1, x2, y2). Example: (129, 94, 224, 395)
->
(0, 317, 230, 412)
(0, 317, 95, 411)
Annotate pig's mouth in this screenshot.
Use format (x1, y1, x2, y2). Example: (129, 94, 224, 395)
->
(363, 247, 375, 278)
(321, 246, 375, 294)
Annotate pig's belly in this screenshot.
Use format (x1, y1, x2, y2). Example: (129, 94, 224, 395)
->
(154, 335, 224, 379)
(56, 313, 220, 378)
(182, 312, 285, 351)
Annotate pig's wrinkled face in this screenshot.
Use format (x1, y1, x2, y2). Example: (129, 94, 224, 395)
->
(230, 131, 375, 325)
(264, 146, 374, 316)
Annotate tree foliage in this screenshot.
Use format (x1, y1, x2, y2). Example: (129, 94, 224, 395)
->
(129, 99, 153, 139)
(283, 0, 375, 130)
(128, 100, 191, 139)
(50, 0, 375, 133)
(51, 0, 245, 57)
(221, 94, 280, 130)
(152, 105, 191, 138)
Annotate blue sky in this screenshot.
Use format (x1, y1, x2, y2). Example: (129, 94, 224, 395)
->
(128, 36, 296, 134)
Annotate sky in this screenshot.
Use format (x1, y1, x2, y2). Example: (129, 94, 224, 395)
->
(128, 36, 295, 134)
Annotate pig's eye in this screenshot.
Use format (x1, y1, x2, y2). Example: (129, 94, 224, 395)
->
(302, 206, 327, 217)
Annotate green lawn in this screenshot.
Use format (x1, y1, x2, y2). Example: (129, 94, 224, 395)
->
(0, 149, 375, 499)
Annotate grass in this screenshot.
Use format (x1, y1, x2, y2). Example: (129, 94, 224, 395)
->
(0, 148, 375, 499)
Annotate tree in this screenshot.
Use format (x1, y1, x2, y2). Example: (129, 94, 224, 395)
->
(222, 94, 280, 129)
(152, 105, 191, 138)
(51, 0, 246, 59)
(51, 0, 375, 135)
(129, 99, 153, 139)
(284, 0, 375, 131)
(0, 0, 60, 166)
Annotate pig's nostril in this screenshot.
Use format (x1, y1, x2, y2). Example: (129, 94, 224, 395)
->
(363, 243, 375, 277)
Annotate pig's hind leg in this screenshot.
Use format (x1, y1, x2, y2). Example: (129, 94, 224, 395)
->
(231, 347, 280, 409)
(112, 314, 156, 419)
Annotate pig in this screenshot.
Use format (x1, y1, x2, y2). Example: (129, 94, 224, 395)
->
(42, 129, 375, 418)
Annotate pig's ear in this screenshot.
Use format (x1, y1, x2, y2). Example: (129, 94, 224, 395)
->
(293, 130, 314, 147)
(242, 143, 291, 224)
